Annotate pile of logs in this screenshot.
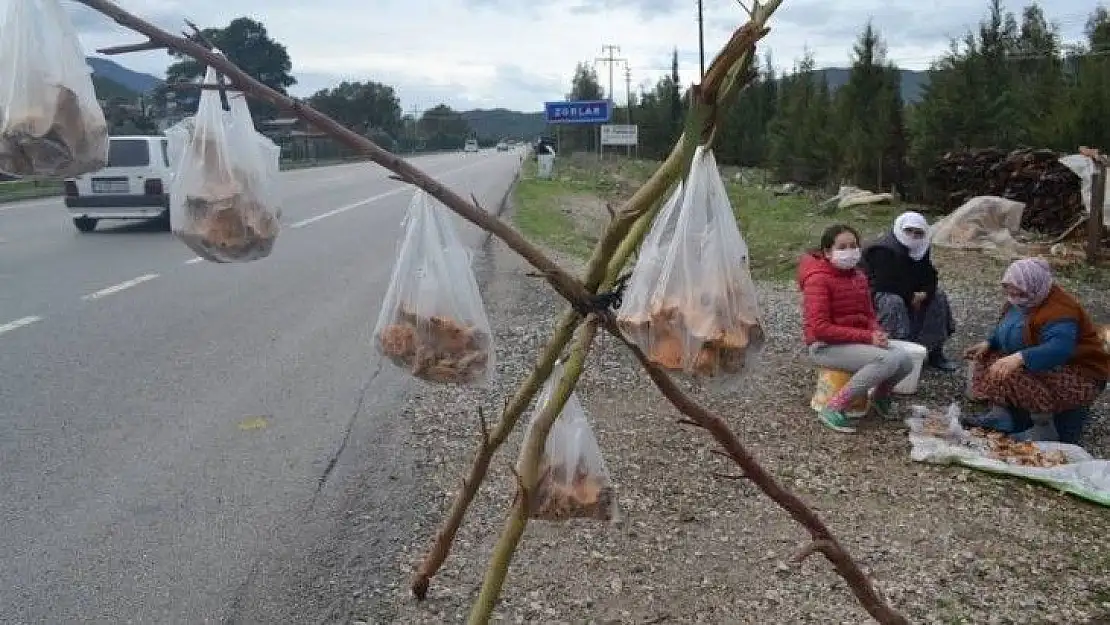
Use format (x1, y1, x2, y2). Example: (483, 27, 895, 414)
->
(925, 147, 1085, 236)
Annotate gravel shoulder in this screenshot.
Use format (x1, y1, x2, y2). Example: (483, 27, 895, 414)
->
(338, 160, 1110, 624)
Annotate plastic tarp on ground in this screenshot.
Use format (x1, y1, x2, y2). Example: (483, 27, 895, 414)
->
(906, 405, 1110, 507)
(1058, 153, 1110, 224)
(929, 195, 1027, 257)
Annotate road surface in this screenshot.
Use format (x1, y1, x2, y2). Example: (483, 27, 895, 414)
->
(0, 148, 524, 623)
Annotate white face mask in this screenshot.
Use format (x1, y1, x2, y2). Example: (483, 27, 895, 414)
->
(830, 248, 861, 269)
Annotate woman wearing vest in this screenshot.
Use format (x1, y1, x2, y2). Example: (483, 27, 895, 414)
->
(962, 257, 1109, 443)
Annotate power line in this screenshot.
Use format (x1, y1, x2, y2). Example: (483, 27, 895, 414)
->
(595, 44, 627, 105)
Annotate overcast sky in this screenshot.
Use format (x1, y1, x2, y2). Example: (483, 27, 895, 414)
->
(68, 0, 1098, 113)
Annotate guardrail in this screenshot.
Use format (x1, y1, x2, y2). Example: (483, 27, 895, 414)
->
(0, 150, 474, 204)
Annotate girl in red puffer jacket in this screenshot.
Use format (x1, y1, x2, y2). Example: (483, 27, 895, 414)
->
(798, 224, 914, 433)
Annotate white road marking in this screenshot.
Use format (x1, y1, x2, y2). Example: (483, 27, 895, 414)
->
(185, 257, 204, 265)
(0, 197, 59, 212)
(288, 188, 408, 229)
(81, 273, 160, 301)
(0, 315, 42, 336)
(286, 160, 490, 229)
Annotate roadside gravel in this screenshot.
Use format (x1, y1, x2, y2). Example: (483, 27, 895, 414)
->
(332, 232, 1110, 624)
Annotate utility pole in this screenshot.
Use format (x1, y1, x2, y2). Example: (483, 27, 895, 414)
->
(697, 0, 705, 79)
(624, 62, 633, 158)
(596, 44, 626, 159)
(409, 104, 420, 154)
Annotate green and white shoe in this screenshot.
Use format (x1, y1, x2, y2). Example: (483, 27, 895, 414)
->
(818, 408, 857, 433)
(872, 396, 895, 420)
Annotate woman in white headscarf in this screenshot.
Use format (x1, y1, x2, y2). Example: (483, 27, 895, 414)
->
(861, 211, 959, 371)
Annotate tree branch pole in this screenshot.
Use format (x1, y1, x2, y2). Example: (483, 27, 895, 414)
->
(72, 0, 907, 621)
(598, 319, 909, 625)
(466, 318, 602, 625)
(411, 152, 685, 598)
(409, 9, 775, 599)
(72, 0, 595, 315)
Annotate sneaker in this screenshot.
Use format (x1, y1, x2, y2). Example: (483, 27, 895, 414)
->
(818, 408, 857, 433)
(871, 396, 895, 420)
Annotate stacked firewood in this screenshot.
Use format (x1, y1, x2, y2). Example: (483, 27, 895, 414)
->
(926, 147, 1084, 236)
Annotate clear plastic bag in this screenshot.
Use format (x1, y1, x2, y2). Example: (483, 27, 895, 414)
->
(167, 62, 281, 263)
(617, 145, 765, 380)
(373, 189, 494, 385)
(0, 0, 108, 177)
(517, 361, 616, 521)
(907, 402, 969, 442)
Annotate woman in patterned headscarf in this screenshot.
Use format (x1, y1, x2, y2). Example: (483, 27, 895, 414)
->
(962, 257, 1109, 443)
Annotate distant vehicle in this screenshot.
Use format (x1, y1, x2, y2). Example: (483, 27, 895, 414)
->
(64, 135, 172, 233)
(463, 138, 479, 152)
(496, 140, 508, 151)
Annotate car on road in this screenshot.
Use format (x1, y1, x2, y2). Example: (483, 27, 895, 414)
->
(64, 135, 172, 233)
(496, 140, 508, 151)
(463, 138, 479, 153)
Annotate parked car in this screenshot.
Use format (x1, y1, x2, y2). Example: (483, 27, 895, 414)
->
(63, 135, 172, 233)
(463, 138, 479, 152)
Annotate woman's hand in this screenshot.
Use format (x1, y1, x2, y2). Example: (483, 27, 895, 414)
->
(963, 341, 989, 361)
(988, 352, 1024, 378)
(871, 330, 889, 347)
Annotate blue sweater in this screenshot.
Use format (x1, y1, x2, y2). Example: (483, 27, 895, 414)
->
(988, 306, 1079, 372)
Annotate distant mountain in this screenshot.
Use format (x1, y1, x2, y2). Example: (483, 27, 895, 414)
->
(460, 108, 547, 142)
(91, 74, 138, 101)
(86, 57, 162, 95)
(816, 67, 930, 104)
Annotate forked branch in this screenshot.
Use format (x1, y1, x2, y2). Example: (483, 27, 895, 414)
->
(70, 1, 908, 622)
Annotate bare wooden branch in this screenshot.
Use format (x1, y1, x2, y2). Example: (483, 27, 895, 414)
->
(71, 1, 909, 622)
(165, 82, 243, 92)
(598, 317, 909, 625)
(791, 539, 835, 563)
(477, 406, 490, 448)
(96, 40, 164, 55)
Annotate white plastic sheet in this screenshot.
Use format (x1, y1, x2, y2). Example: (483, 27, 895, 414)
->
(906, 404, 1110, 507)
(0, 0, 108, 177)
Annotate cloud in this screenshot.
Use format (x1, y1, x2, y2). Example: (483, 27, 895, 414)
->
(69, 0, 1102, 114)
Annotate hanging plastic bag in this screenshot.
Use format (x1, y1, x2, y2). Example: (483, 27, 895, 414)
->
(0, 0, 108, 177)
(517, 361, 616, 521)
(167, 62, 281, 263)
(373, 189, 494, 385)
(617, 145, 765, 380)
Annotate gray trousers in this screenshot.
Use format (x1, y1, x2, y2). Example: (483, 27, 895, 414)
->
(808, 343, 915, 399)
(873, 289, 955, 354)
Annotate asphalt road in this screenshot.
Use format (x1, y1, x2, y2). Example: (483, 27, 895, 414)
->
(0, 147, 525, 623)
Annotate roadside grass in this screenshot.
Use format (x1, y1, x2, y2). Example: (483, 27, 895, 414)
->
(511, 154, 658, 259)
(509, 152, 913, 281)
(0, 178, 63, 203)
(728, 184, 906, 281)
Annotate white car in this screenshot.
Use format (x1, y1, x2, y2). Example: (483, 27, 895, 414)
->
(463, 139, 479, 152)
(63, 135, 172, 232)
